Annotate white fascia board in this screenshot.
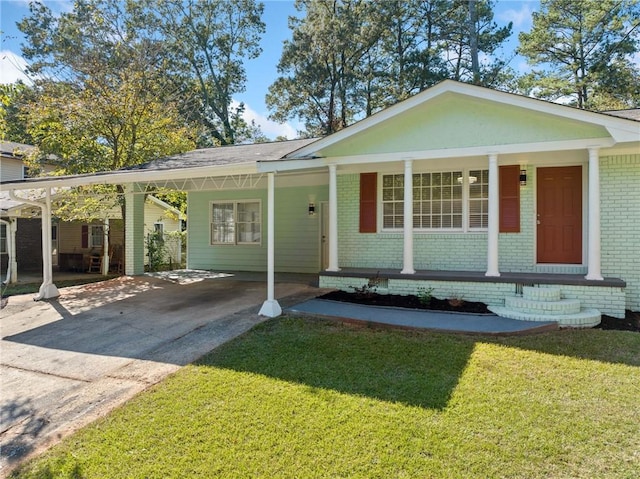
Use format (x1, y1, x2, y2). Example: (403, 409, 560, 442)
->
(0, 162, 258, 192)
(257, 158, 327, 173)
(263, 138, 616, 171)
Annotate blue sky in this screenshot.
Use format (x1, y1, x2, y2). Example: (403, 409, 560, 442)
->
(0, 0, 538, 138)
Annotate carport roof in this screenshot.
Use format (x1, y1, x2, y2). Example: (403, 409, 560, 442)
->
(124, 137, 318, 171)
(0, 138, 319, 191)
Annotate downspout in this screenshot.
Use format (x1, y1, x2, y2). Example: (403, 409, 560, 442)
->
(0, 218, 11, 284)
(8, 189, 60, 300)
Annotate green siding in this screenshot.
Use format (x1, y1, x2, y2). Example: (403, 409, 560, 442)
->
(125, 184, 145, 275)
(320, 93, 610, 157)
(187, 185, 328, 273)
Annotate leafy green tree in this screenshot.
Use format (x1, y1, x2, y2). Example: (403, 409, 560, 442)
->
(518, 0, 640, 109)
(0, 83, 38, 144)
(17, 0, 195, 221)
(267, 0, 513, 136)
(441, 0, 512, 86)
(141, 0, 267, 146)
(267, 0, 383, 136)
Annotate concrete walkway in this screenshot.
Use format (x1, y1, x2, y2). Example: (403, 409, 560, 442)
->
(0, 274, 318, 477)
(288, 299, 558, 335)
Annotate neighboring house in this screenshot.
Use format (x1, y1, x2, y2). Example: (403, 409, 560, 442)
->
(1, 81, 638, 325)
(0, 141, 183, 282)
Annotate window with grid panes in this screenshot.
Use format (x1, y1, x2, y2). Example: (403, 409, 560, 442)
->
(468, 169, 489, 229)
(211, 201, 261, 245)
(381, 170, 488, 231)
(383, 171, 463, 229)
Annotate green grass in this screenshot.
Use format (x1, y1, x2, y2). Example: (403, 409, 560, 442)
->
(11, 317, 640, 478)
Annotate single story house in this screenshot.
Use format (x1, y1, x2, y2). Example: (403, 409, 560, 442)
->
(1, 141, 183, 284)
(1, 81, 638, 325)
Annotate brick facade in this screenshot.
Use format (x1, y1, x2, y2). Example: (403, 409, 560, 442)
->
(333, 154, 640, 316)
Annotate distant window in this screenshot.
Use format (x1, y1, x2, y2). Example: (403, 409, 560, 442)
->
(0, 224, 7, 254)
(22, 165, 30, 179)
(89, 225, 104, 248)
(153, 223, 165, 243)
(211, 201, 261, 245)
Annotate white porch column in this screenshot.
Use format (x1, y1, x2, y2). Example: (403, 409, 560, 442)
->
(327, 163, 340, 272)
(586, 147, 603, 280)
(9, 218, 17, 283)
(124, 183, 145, 275)
(101, 217, 110, 276)
(38, 188, 59, 299)
(486, 153, 500, 277)
(401, 159, 415, 274)
(259, 172, 282, 317)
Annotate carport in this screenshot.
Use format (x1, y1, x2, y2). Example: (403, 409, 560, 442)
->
(0, 139, 318, 316)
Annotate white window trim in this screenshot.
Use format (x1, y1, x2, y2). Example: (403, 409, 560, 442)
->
(210, 200, 262, 246)
(378, 169, 489, 234)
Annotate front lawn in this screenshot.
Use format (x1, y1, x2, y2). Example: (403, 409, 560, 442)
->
(11, 317, 640, 478)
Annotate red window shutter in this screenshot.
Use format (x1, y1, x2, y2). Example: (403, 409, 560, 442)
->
(81, 225, 89, 248)
(359, 173, 377, 233)
(499, 165, 520, 233)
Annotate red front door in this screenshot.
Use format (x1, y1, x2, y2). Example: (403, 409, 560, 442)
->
(536, 166, 582, 264)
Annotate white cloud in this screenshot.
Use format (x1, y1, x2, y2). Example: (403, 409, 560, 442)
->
(498, 2, 534, 28)
(232, 100, 298, 140)
(0, 51, 34, 84)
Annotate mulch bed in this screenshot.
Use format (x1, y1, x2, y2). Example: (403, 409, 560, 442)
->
(318, 290, 640, 333)
(318, 290, 491, 314)
(597, 310, 640, 332)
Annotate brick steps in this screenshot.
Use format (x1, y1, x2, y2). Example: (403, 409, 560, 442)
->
(489, 287, 601, 328)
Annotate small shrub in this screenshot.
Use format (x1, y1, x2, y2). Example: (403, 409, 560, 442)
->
(146, 231, 167, 272)
(350, 273, 381, 298)
(417, 287, 434, 306)
(447, 295, 465, 308)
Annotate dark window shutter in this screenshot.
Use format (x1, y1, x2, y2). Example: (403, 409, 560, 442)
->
(81, 225, 89, 248)
(359, 173, 377, 233)
(499, 165, 520, 233)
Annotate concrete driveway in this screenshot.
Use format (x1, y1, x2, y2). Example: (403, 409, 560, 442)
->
(0, 273, 319, 476)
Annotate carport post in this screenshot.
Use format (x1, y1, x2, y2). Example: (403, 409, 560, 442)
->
(259, 172, 282, 317)
(8, 188, 59, 299)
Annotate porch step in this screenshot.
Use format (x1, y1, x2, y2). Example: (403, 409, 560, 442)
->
(489, 306, 602, 328)
(523, 286, 561, 302)
(491, 286, 601, 328)
(505, 296, 581, 315)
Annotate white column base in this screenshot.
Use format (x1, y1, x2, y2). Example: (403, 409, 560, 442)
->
(485, 271, 501, 277)
(259, 299, 282, 318)
(401, 267, 415, 275)
(585, 273, 603, 281)
(35, 282, 60, 301)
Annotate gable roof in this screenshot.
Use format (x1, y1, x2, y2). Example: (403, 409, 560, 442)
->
(270, 80, 638, 169)
(0, 141, 35, 159)
(603, 109, 640, 121)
